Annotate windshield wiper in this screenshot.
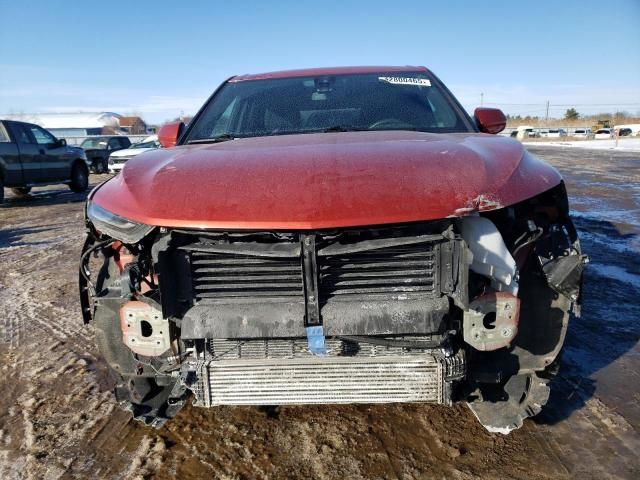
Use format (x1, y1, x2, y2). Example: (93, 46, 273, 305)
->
(187, 134, 239, 144)
(321, 125, 367, 133)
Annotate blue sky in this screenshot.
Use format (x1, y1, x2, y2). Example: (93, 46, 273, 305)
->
(1, 0, 639, 123)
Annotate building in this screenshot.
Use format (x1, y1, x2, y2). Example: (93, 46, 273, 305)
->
(118, 116, 148, 134)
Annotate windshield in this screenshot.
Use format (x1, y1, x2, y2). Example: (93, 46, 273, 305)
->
(186, 72, 473, 142)
(80, 138, 108, 149)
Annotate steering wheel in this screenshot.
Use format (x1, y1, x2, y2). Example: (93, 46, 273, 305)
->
(368, 118, 415, 130)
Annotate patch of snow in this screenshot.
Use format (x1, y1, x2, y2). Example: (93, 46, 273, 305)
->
(590, 264, 640, 290)
(524, 138, 640, 152)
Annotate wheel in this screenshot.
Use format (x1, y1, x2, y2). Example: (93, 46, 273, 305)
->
(94, 159, 106, 174)
(11, 187, 31, 196)
(69, 163, 89, 193)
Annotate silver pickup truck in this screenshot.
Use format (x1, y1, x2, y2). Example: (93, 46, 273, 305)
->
(0, 120, 90, 203)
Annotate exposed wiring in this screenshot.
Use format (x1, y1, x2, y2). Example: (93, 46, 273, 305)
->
(512, 228, 544, 258)
(80, 239, 114, 294)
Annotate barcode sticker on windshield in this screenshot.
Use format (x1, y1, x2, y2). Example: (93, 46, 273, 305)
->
(378, 76, 431, 86)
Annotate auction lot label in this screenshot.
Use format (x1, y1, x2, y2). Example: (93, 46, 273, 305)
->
(378, 76, 431, 86)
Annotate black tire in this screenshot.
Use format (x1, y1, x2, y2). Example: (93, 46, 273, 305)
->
(11, 186, 31, 196)
(93, 159, 106, 174)
(69, 163, 89, 193)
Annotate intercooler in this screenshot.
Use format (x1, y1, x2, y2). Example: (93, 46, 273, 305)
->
(195, 356, 444, 406)
(189, 338, 464, 407)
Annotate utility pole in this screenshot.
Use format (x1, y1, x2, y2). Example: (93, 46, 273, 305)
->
(480, 93, 484, 107)
(545, 100, 550, 126)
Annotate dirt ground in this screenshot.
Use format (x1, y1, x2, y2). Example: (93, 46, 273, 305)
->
(0, 146, 639, 479)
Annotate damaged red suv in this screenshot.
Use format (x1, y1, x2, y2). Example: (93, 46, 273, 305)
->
(80, 66, 586, 432)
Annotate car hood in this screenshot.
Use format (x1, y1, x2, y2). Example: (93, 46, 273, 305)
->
(110, 147, 156, 157)
(92, 130, 561, 229)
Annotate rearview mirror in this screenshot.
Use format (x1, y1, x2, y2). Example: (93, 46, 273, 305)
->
(158, 121, 186, 148)
(474, 108, 506, 134)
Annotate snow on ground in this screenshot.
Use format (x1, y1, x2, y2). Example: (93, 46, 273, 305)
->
(524, 138, 640, 152)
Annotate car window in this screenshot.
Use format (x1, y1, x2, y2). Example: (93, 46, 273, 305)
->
(108, 139, 120, 149)
(81, 138, 108, 149)
(14, 124, 35, 144)
(0, 123, 11, 143)
(29, 125, 57, 146)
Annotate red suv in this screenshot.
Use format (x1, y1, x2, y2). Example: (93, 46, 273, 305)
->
(80, 66, 586, 432)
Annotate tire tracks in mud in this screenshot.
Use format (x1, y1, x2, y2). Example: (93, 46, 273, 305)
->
(0, 194, 149, 479)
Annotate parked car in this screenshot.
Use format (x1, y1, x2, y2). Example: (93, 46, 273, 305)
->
(80, 66, 585, 433)
(618, 128, 633, 137)
(511, 126, 538, 139)
(572, 128, 593, 139)
(539, 128, 567, 138)
(594, 128, 615, 139)
(80, 136, 131, 174)
(0, 120, 90, 203)
(108, 135, 161, 174)
(547, 128, 567, 138)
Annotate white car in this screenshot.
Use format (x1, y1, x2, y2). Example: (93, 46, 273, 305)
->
(108, 135, 160, 173)
(594, 128, 615, 140)
(539, 128, 567, 138)
(572, 128, 593, 139)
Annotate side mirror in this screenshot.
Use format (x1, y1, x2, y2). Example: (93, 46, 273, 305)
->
(48, 138, 66, 149)
(158, 121, 185, 148)
(474, 108, 507, 134)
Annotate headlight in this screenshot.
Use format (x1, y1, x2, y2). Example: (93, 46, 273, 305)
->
(87, 202, 154, 243)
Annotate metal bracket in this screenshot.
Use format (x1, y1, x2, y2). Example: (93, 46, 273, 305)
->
(463, 291, 520, 351)
(300, 233, 321, 327)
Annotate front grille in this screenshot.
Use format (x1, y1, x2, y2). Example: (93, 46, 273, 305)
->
(112, 156, 132, 164)
(191, 251, 303, 302)
(319, 243, 438, 299)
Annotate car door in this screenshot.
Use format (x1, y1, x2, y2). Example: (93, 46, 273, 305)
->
(27, 124, 68, 181)
(6, 122, 42, 184)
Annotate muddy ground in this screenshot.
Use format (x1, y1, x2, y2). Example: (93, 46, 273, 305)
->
(0, 146, 638, 479)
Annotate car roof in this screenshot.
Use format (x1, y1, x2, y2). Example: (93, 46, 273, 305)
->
(230, 66, 429, 82)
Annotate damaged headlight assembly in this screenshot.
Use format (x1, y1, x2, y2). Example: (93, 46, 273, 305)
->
(86, 202, 154, 243)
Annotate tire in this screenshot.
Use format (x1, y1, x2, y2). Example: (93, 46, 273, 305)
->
(93, 159, 106, 174)
(11, 187, 31, 196)
(69, 163, 89, 193)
